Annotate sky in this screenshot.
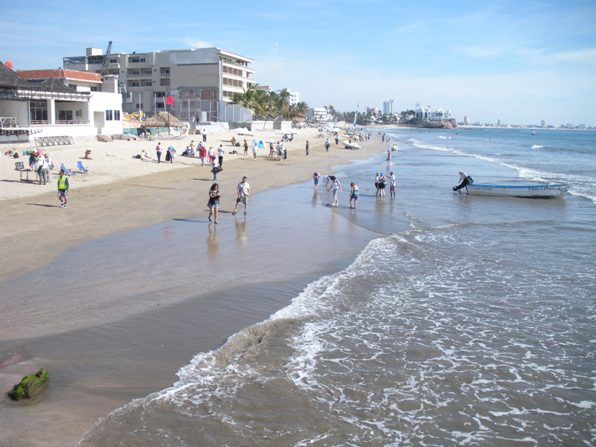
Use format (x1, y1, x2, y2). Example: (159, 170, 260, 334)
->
(2, 0, 596, 126)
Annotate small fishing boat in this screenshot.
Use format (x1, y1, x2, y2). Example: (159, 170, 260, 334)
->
(343, 140, 361, 150)
(465, 182, 568, 198)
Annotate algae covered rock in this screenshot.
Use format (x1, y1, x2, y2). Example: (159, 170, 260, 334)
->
(8, 368, 49, 401)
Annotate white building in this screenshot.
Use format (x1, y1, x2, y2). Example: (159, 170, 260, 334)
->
(63, 46, 255, 123)
(414, 104, 452, 121)
(0, 64, 122, 143)
(289, 90, 300, 106)
(311, 107, 332, 122)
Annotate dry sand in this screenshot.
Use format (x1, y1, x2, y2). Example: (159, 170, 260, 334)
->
(0, 126, 386, 446)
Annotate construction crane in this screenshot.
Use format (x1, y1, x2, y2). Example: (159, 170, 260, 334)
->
(100, 41, 112, 76)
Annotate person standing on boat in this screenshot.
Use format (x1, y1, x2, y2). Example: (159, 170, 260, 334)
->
(453, 171, 473, 192)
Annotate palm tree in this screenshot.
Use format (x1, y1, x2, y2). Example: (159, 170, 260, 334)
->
(231, 86, 308, 121)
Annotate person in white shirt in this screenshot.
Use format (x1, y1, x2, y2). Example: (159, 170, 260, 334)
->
(453, 171, 473, 192)
(327, 177, 342, 207)
(232, 176, 251, 215)
(217, 144, 225, 167)
(389, 171, 397, 198)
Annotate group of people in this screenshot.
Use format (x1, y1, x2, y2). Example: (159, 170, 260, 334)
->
(28, 150, 54, 185)
(311, 173, 361, 209)
(207, 176, 250, 224)
(374, 171, 397, 198)
(154, 142, 177, 163)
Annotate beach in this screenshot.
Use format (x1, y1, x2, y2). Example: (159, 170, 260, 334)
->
(1, 126, 594, 446)
(0, 126, 384, 446)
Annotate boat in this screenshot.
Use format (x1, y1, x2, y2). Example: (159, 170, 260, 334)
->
(343, 140, 361, 150)
(465, 182, 568, 198)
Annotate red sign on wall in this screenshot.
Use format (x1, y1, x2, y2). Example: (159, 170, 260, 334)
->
(165, 96, 175, 106)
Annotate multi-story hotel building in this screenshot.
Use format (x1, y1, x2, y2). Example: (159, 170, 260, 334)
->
(63, 47, 255, 122)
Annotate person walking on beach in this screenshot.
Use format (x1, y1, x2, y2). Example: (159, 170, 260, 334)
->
(325, 138, 330, 152)
(211, 159, 221, 181)
(208, 146, 215, 165)
(57, 169, 69, 208)
(283, 144, 288, 161)
(252, 141, 258, 159)
(327, 176, 342, 207)
(313, 172, 320, 190)
(349, 182, 360, 209)
(386, 149, 392, 164)
(199, 144, 207, 166)
(217, 144, 225, 167)
(39, 153, 51, 185)
(202, 129, 207, 143)
(243, 139, 248, 157)
(305, 140, 309, 156)
(207, 183, 220, 223)
(232, 176, 251, 216)
(389, 171, 397, 198)
(155, 142, 162, 163)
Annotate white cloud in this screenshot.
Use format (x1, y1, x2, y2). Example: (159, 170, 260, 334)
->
(185, 39, 213, 49)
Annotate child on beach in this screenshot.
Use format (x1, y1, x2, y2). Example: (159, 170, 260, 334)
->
(207, 183, 220, 224)
(349, 182, 359, 209)
(313, 172, 320, 189)
(327, 176, 342, 207)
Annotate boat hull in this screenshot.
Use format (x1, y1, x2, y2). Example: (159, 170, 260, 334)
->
(466, 183, 568, 198)
(343, 140, 361, 150)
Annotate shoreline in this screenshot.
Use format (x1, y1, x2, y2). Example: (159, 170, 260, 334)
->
(0, 128, 382, 283)
(0, 127, 386, 446)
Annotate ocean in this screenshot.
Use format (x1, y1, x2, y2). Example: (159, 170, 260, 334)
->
(81, 127, 595, 446)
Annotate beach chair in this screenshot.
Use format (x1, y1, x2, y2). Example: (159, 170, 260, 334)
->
(60, 163, 74, 176)
(76, 160, 89, 174)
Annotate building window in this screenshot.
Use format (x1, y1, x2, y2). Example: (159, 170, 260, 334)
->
(106, 110, 113, 121)
(30, 100, 48, 122)
(160, 79, 170, 86)
(58, 110, 73, 121)
(115, 110, 120, 120)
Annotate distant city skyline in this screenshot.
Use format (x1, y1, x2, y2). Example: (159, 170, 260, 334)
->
(1, 0, 595, 126)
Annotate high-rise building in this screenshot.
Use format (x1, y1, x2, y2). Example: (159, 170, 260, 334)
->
(63, 46, 255, 122)
(382, 99, 394, 115)
(463, 116, 469, 125)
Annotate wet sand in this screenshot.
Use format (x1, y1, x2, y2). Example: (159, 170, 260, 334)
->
(0, 132, 385, 446)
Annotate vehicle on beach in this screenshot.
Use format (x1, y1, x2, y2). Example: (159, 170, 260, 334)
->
(463, 182, 569, 198)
